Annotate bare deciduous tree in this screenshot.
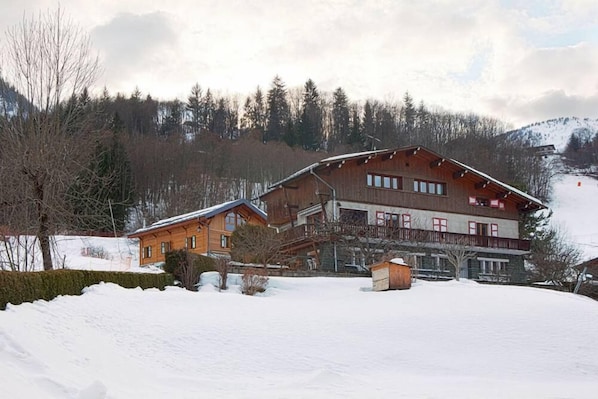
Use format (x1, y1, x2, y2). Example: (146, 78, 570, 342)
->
(230, 224, 284, 267)
(214, 257, 229, 291)
(442, 238, 477, 281)
(0, 7, 100, 270)
(528, 227, 582, 285)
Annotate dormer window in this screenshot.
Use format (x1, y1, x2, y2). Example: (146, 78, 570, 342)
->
(225, 212, 246, 231)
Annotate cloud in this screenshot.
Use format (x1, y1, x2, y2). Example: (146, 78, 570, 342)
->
(91, 11, 178, 93)
(484, 90, 598, 127)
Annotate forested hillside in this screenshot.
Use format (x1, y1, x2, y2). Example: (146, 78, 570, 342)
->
(1, 74, 556, 233)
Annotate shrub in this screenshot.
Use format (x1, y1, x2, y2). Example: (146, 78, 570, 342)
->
(164, 250, 215, 290)
(215, 258, 229, 290)
(0, 270, 174, 310)
(241, 268, 269, 296)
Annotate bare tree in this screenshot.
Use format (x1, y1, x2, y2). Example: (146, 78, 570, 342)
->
(0, 7, 100, 270)
(230, 224, 284, 267)
(214, 257, 229, 291)
(528, 227, 582, 285)
(442, 238, 477, 281)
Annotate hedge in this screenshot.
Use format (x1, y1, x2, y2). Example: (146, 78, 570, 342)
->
(0, 270, 175, 310)
(163, 250, 216, 279)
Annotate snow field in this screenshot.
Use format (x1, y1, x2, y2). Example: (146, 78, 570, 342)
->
(1, 273, 598, 398)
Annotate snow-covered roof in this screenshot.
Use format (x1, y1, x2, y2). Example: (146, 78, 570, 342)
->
(261, 145, 545, 209)
(266, 148, 389, 191)
(449, 158, 545, 207)
(130, 199, 266, 236)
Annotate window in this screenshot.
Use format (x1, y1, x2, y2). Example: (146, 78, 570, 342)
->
(367, 173, 402, 190)
(186, 235, 196, 249)
(220, 234, 230, 248)
(143, 246, 152, 259)
(469, 222, 498, 237)
(414, 179, 446, 195)
(433, 217, 447, 232)
(225, 212, 246, 231)
(160, 241, 170, 254)
(469, 196, 489, 207)
(385, 213, 399, 228)
(402, 214, 411, 229)
(479, 258, 508, 275)
(431, 254, 450, 271)
(340, 208, 367, 225)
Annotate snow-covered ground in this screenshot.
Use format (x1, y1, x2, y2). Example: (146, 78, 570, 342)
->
(550, 172, 598, 261)
(0, 235, 151, 272)
(1, 273, 598, 398)
(507, 116, 598, 152)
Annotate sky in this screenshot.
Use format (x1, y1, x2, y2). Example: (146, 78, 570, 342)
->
(2, 271, 598, 398)
(1, 0, 598, 128)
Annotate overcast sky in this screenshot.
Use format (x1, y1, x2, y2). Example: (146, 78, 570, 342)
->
(2, 0, 598, 128)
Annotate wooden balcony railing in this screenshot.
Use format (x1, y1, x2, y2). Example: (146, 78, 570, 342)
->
(281, 222, 530, 251)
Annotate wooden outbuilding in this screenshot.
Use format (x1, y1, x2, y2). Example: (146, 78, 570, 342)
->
(370, 258, 412, 291)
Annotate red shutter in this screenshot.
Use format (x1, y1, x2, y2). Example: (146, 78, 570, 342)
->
(491, 223, 499, 237)
(469, 196, 476, 205)
(469, 221, 477, 235)
(402, 214, 411, 229)
(376, 211, 385, 226)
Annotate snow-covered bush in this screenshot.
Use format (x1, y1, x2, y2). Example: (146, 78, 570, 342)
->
(241, 268, 268, 296)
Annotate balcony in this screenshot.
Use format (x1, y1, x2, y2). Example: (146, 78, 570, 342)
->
(281, 222, 531, 252)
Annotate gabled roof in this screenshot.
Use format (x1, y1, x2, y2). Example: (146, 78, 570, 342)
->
(261, 145, 546, 211)
(129, 199, 266, 237)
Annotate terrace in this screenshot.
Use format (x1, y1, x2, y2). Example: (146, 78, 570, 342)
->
(281, 222, 531, 252)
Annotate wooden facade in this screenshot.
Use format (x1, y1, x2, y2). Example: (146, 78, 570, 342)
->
(260, 146, 546, 281)
(129, 199, 267, 266)
(370, 258, 412, 290)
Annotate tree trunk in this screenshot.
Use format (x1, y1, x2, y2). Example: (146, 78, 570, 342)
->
(34, 179, 53, 270)
(38, 227, 53, 271)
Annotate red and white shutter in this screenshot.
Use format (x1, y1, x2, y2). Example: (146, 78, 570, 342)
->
(402, 214, 411, 229)
(469, 221, 477, 235)
(491, 223, 499, 237)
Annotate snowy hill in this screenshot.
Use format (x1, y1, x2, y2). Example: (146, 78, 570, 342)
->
(1, 273, 598, 398)
(503, 116, 598, 261)
(506, 116, 598, 152)
(550, 173, 598, 261)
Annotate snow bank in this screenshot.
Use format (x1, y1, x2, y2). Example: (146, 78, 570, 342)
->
(1, 276, 597, 398)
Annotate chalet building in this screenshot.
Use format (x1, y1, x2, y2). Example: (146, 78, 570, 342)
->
(259, 146, 546, 282)
(130, 199, 267, 266)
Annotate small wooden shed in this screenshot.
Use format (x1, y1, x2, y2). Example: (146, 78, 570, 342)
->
(369, 258, 412, 291)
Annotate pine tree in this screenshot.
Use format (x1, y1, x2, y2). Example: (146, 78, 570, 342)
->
(400, 91, 416, 144)
(186, 83, 202, 135)
(69, 132, 134, 232)
(348, 104, 363, 147)
(265, 75, 290, 142)
(331, 87, 350, 148)
(299, 79, 323, 150)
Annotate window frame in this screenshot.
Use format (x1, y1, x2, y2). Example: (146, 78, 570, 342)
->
(225, 212, 246, 231)
(414, 179, 446, 196)
(366, 173, 403, 190)
(220, 234, 230, 248)
(143, 245, 152, 259)
(432, 217, 447, 232)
